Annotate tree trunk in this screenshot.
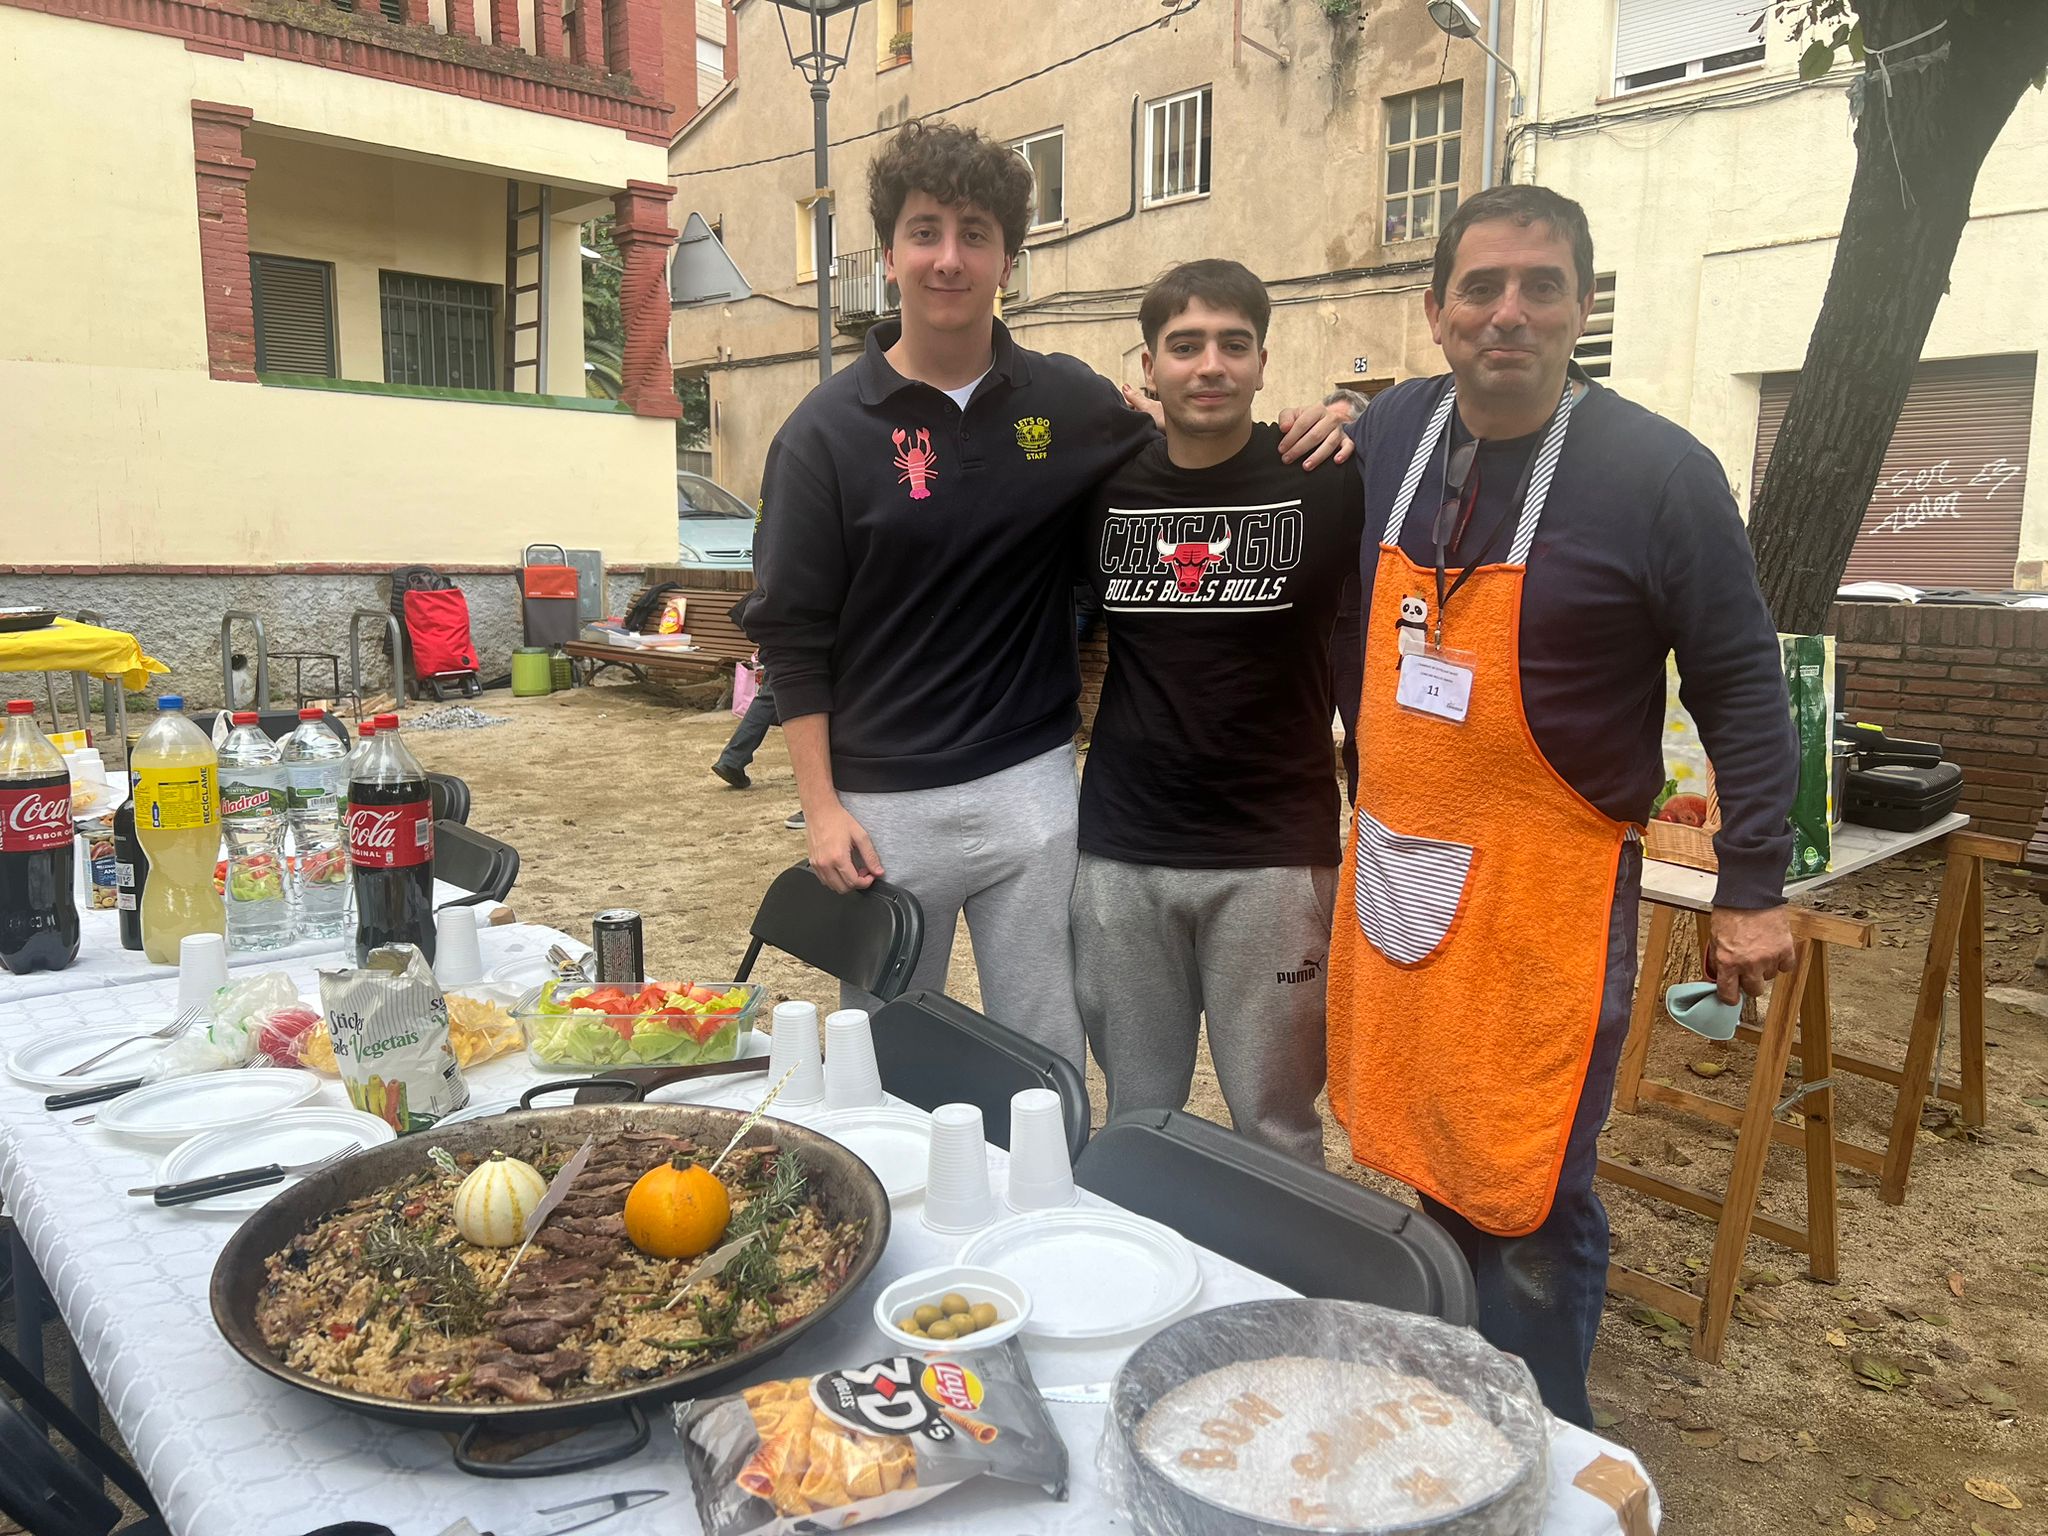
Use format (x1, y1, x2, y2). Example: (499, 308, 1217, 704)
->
(1748, 0, 2048, 633)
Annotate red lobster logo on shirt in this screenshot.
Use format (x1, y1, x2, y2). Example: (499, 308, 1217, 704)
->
(892, 428, 939, 500)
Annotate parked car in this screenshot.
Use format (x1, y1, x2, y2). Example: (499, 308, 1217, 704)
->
(677, 471, 758, 569)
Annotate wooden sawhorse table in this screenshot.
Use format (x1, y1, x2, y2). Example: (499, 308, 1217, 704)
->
(1602, 817, 2022, 1360)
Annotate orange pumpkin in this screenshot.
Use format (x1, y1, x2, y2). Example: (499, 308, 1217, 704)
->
(623, 1157, 731, 1259)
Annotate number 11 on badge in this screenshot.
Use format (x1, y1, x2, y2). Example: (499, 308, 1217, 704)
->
(1396, 651, 1474, 723)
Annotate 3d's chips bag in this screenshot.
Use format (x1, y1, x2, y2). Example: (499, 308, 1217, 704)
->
(676, 1338, 1067, 1533)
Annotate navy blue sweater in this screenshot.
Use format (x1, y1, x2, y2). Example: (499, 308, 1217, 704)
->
(744, 320, 1155, 792)
(1351, 374, 1797, 908)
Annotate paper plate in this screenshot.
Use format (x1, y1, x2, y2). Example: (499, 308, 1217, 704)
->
(92, 1069, 323, 1141)
(154, 1107, 395, 1213)
(810, 1107, 932, 1204)
(957, 1208, 1202, 1341)
(7, 1026, 171, 1091)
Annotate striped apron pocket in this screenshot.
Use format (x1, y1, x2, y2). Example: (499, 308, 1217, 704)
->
(1352, 807, 1474, 967)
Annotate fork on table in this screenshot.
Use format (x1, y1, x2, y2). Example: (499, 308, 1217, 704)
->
(58, 1007, 203, 1078)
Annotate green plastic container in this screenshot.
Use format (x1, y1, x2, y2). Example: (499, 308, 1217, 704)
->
(511, 647, 553, 696)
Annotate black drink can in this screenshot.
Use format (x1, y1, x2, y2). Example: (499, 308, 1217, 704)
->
(593, 909, 644, 985)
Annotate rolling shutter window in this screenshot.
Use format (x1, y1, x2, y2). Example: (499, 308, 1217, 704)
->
(250, 254, 337, 378)
(1751, 354, 2036, 588)
(1614, 0, 1754, 80)
(1574, 273, 1616, 379)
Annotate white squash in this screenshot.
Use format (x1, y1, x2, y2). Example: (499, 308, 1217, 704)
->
(451, 1152, 547, 1248)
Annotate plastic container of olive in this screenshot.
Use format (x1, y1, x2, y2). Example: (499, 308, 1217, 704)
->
(873, 1265, 1031, 1353)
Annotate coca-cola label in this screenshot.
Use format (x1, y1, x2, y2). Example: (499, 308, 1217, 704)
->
(0, 785, 73, 853)
(349, 800, 433, 869)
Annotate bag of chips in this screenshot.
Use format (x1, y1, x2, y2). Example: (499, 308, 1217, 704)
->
(675, 1337, 1068, 1534)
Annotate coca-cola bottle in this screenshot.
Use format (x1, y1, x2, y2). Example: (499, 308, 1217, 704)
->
(0, 699, 81, 975)
(349, 713, 435, 964)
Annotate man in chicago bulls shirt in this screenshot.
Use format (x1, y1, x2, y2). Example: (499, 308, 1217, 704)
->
(744, 125, 1350, 1066)
(1073, 261, 1364, 1161)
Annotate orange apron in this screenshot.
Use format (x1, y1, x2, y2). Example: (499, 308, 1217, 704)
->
(1327, 381, 1632, 1238)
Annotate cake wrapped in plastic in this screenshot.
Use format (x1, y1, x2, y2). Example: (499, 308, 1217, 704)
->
(1100, 1299, 1549, 1535)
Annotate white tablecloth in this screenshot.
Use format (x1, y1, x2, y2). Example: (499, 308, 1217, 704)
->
(0, 882, 487, 1004)
(0, 923, 1659, 1536)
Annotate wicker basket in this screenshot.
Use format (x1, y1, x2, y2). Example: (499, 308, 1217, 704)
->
(1643, 780, 1721, 871)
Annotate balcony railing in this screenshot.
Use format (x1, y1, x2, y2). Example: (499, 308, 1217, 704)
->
(834, 247, 899, 332)
(308, 0, 655, 97)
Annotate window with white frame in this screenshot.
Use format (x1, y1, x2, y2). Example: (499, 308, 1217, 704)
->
(795, 195, 837, 283)
(1383, 84, 1461, 245)
(1573, 273, 1616, 379)
(1011, 130, 1065, 228)
(1144, 87, 1211, 206)
(1613, 0, 1764, 93)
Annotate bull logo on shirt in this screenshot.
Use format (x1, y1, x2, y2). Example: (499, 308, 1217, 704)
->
(1155, 533, 1233, 595)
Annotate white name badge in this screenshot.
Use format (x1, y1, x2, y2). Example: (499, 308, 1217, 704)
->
(1396, 651, 1474, 723)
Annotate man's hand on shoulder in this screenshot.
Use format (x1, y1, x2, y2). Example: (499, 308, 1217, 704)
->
(1120, 385, 1166, 432)
(1275, 404, 1357, 469)
(1708, 904, 1797, 1004)
(806, 802, 885, 894)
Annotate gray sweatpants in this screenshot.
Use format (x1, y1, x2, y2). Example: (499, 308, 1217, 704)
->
(1072, 854, 1337, 1164)
(838, 744, 1084, 1067)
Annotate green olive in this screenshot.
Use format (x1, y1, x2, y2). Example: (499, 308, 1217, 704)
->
(940, 1293, 969, 1317)
(969, 1302, 998, 1328)
(913, 1304, 942, 1327)
(950, 1311, 979, 1335)
(925, 1319, 956, 1340)
(896, 1314, 921, 1332)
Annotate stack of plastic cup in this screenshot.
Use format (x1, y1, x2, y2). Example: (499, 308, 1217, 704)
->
(921, 1102, 997, 1233)
(432, 908, 484, 988)
(177, 933, 229, 1014)
(767, 1000, 825, 1105)
(1005, 1087, 1076, 1211)
(823, 1008, 885, 1109)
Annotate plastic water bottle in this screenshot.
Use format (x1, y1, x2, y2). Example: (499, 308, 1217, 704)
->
(281, 709, 351, 941)
(219, 711, 293, 951)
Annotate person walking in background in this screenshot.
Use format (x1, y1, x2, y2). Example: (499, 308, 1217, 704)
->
(711, 650, 806, 830)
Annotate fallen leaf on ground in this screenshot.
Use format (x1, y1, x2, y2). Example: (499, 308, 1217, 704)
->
(1680, 1426, 1725, 1448)
(1736, 1441, 1779, 1464)
(2022, 1262, 2048, 1278)
(1919, 1379, 1971, 1408)
(1935, 1337, 1972, 1363)
(1851, 1352, 1907, 1391)
(1735, 1291, 1788, 1327)
(1966, 1479, 2022, 1510)
(1661, 1138, 1694, 1167)
(1689, 1059, 1728, 1078)
(1949, 1271, 1967, 1298)
(1846, 1514, 1878, 1534)
(1826, 1329, 1851, 1348)
(1874, 1483, 1924, 1521)
(1742, 1265, 1787, 1287)
(2013, 1168, 2048, 1187)
(1844, 1309, 1887, 1332)
(1796, 1430, 1819, 1451)
(1592, 1406, 1622, 1430)
(1628, 1305, 1687, 1337)
(1969, 1383, 2019, 1411)
(1647, 1396, 1685, 1422)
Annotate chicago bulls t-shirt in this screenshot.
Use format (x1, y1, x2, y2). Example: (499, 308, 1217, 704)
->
(1080, 423, 1365, 869)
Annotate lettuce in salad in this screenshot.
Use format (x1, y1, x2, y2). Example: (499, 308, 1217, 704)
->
(526, 978, 755, 1067)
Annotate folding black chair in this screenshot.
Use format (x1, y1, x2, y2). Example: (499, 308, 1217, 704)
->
(734, 862, 924, 1003)
(0, 1344, 167, 1536)
(868, 991, 1089, 1162)
(1074, 1109, 1477, 1326)
(426, 772, 470, 827)
(194, 709, 350, 748)
(431, 821, 519, 908)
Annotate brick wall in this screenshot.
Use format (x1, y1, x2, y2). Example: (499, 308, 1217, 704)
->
(1833, 602, 2048, 844)
(1077, 633, 1108, 738)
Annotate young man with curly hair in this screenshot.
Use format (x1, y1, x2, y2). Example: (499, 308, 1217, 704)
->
(744, 121, 1347, 1065)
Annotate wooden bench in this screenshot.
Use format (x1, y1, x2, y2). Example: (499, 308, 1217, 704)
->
(568, 572, 758, 687)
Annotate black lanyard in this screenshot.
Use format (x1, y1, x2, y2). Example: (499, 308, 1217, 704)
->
(1431, 411, 1548, 645)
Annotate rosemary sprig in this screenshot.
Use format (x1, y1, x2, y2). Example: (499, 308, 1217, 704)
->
(361, 1217, 493, 1335)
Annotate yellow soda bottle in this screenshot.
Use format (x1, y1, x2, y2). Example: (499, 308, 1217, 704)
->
(133, 695, 225, 963)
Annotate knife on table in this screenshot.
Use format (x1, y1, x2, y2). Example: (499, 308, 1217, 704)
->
(47, 1078, 143, 1112)
(128, 1147, 350, 1206)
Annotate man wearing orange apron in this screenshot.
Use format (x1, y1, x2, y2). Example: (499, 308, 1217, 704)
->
(1327, 186, 1800, 1425)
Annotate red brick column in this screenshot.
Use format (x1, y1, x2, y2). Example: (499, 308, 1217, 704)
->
(569, 0, 601, 67)
(444, 0, 476, 38)
(604, 0, 664, 97)
(191, 100, 257, 383)
(535, 0, 564, 57)
(612, 179, 681, 419)
(487, 0, 518, 47)
(401, 0, 428, 26)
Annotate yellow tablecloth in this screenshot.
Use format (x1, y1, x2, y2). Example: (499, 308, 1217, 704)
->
(0, 617, 167, 690)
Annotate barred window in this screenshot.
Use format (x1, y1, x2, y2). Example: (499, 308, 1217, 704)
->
(379, 272, 496, 390)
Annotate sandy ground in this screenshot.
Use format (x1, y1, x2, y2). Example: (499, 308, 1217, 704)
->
(401, 682, 2043, 1531)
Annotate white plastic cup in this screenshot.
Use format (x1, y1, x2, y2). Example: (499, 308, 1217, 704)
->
(767, 999, 825, 1105)
(921, 1101, 997, 1233)
(1005, 1087, 1076, 1211)
(432, 908, 485, 988)
(177, 932, 229, 1014)
(823, 1008, 885, 1109)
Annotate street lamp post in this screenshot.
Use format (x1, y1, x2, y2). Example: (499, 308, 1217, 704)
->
(767, 0, 867, 384)
(1424, 0, 1524, 186)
